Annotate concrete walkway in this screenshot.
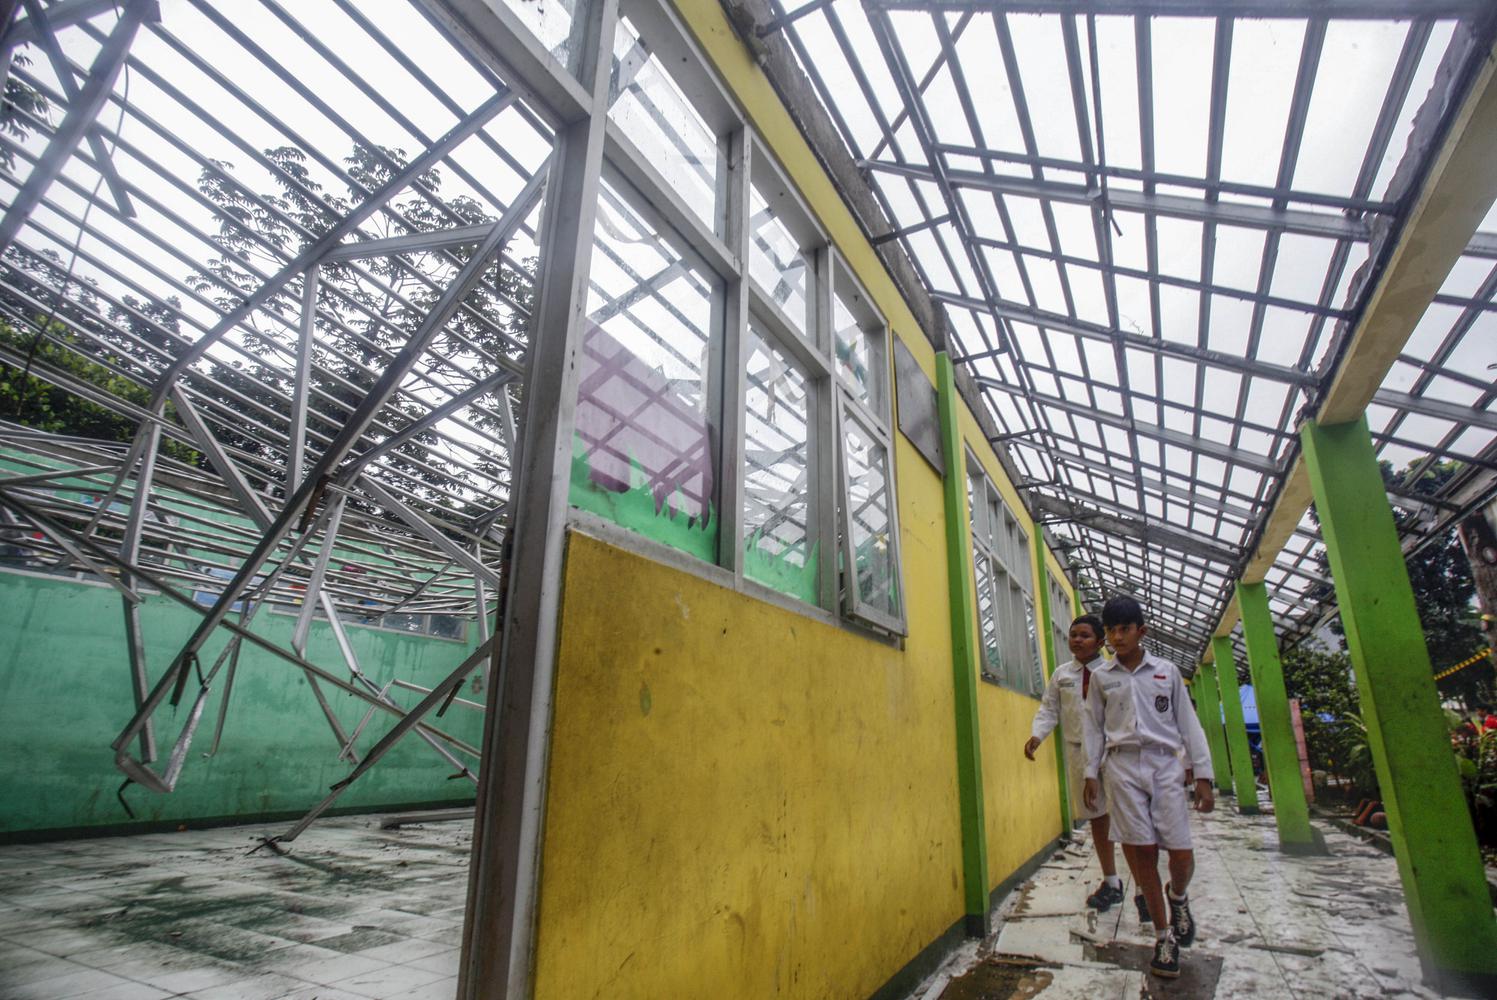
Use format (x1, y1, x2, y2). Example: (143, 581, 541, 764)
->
(910, 805, 1470, 1000)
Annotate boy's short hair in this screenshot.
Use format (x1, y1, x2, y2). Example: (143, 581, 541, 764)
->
(1101, 595, 1146, 629)
(1070, 614, 1104, 640)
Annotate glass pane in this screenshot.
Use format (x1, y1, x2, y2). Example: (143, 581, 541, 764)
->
(988, 494, 1004, 562)
(743, 326, 815, 601)
(843, 411, 899, 618)
(749, 188, 811, 336)
(974, 553, 1001, 682)
(1024, 594, 1042, 695)
(430, 615, 466, 641)
(833, 293, 876, 405)
(609, 15, 721, 233)
(571, 178, 720, 562)
(966, 472, 981, 542)
(500, 0, 587, 74)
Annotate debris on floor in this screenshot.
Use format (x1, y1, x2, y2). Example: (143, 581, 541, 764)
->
(0, 816, 470, 999)
(911, 805, 1464, 1000)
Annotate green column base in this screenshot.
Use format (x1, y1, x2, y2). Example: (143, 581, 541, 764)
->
(1432, 968, 1497, 997)
(1278, 828, 1329, 857)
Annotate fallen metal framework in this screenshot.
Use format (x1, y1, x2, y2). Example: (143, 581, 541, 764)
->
(0, 0, 553, 836)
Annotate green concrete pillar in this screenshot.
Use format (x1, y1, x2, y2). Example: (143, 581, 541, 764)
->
(1211, 636, 1260, 814)
(1192, 662, 1232, 795)
(1033, 532, 1072, 836)
(1303, 415, 1497, 991)
(935, 353, 989, 936)
(1238, 582, 1323, 854)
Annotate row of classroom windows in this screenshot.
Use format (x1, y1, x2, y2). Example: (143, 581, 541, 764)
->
(536, 0, 1063, 689)
(569, 158, 1067, 692)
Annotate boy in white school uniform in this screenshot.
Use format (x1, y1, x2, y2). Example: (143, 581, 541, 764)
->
(1024, 614, 1124, 911)
(1082, 596, 1215, 980)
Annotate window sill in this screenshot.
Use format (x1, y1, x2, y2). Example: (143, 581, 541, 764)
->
(567, 509, 904, 649)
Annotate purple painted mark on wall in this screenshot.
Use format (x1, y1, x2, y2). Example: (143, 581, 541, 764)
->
(574, 322, 714, 522)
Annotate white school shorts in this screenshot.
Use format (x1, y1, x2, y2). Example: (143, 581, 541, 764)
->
(1102, 745, 1192, 850)
(1063, 740, 1107, 821)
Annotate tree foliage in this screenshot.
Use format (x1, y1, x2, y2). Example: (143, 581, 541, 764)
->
(1309, 458, 1489, 696)
(0, 121, 536, 528)
(1270, 644, 1365, 788)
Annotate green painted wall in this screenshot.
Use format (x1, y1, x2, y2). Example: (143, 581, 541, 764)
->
(0, 571, 484, 836)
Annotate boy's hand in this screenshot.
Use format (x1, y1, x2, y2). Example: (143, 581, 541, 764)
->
(1084, 777, 1100, 811)
(1194, 779, 1214, 813)
(1023, 737, 1041, 760)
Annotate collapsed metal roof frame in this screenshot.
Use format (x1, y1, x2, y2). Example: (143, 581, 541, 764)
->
(745, 0, 1497, 666)
(0, 0, 558, 836)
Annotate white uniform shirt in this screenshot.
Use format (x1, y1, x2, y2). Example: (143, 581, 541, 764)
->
(1081, 650, 1214, 782)
(1030, 657, 1100, 746)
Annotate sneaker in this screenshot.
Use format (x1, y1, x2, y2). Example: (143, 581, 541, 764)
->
(1085, 881, 1125, 911)
(1150, 931, 1180, 979)
(1167, 884, 1196, 947)
(1135, 892, 1150, 923)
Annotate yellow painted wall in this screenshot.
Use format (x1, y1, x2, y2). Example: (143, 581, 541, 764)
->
(536, 528, 962, 999)
(956, 407, 1067, 887)
(526, 2, 1076, 996)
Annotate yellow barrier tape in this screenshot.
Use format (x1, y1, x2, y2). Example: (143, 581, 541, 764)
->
(1433, 647, 1493, 681)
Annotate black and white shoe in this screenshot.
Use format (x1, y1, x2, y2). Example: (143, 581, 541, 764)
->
(1167, 884, 1196, 947)
(1086, 881, 1125, 911)
(1134, 892, 1150, 923)
(1150, 931, 1180, 979)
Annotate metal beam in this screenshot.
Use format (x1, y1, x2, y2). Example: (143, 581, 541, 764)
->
(0, 0, 152, 248)
(356, 477, 502, 589)
(868, 0, 1490, 17)
(935, 289, 1319, 387)
(1227, 22, 1497, 629)
(287, 264, 317, 492)
(2, 0, 117, 50)
(977, 374, 1284, 476)
(20, 0, 136, 217)
(319, 222, 498, 262)
(270, 635, 494, 845)
(347, 370, 518, 474)
(1372, 387, 1497, 434)
(866, 159, 1373, 241)
(149, 165, 537, 708)
(151, 89, 516, 398)
(459, 0, 616, 994)
(1030, 491, 1239, 565)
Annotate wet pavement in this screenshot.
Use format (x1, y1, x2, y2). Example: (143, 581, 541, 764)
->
(0, 815, 470, 999)
(908, 804, 1469, 1000)
(0, 803, 1482, 999)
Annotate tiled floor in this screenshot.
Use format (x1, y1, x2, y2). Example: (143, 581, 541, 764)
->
(908, 803, 1469, 1000)
(0, 816, 470, 1000)
(1, 803, 1481, 999)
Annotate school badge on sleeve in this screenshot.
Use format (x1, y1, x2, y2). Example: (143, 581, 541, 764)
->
(1155, 695, 1170, 712)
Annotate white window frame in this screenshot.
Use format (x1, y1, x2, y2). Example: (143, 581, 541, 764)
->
(554, 0, 906, 636)
(967, 454, 1040, 697)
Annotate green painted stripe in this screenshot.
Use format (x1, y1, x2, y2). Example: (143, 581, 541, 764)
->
(935, 353, 989, 922)
(1192, 662, 1233, 795)
(1033, 530, 1071, 833)
(1303, 415, 1497, 982)
(1212, 636, 1260, 813)
(1238, 581, 1319, 850)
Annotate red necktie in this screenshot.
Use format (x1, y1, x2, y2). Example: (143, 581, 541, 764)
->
(1082, 664, 1091, 700)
